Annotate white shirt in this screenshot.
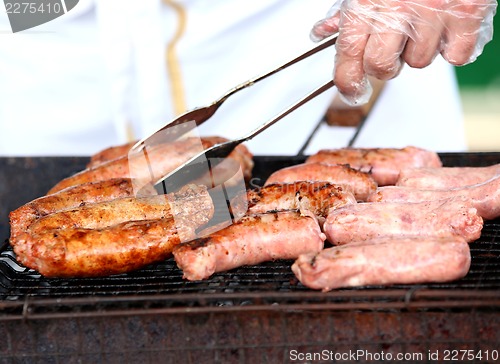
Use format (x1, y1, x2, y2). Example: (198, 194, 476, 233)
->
(0, 0, 466, 157)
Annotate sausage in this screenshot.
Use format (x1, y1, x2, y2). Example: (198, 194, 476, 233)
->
(367, 175, 500, 220)
(11, 185, 214, 277)
(18, 184, 213, 240)
(47, 137, 205, 194)
(15, 219, 187, 277)
(88, 137, 255, 181)
(221, 141, 254, 183)
(237, 181, 357, 219)
(396, 163, 500, 189)
(306, 146, 442, 186)
(265, 162, 377, 201)
(292, 236, 471, 292)
(173, 210, 325, 281)
(87, 141, 137, 168)
(47, 137, 254, 194)
(324, 198, 483, 245)
(190, 146, 254, 189)
(9, 178, 157, 242)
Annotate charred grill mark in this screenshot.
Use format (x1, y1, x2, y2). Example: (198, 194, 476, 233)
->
(251, 214, 264, 223)
(312, 183, 332, 193)
(182, 237, 212, 249)
(310, 254, 318, 267)
(266, 209, 282, 214)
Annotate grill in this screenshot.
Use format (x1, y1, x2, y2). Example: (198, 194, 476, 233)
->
(1, 153, 499, 363)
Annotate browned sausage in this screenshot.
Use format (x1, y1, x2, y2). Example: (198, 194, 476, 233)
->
(9, 178, 157, 242)
(15, 219, 186, 277)
(173, 210, 325, 281)
(47, 137, 205, 194)
(240, 181, 356, 220)
(87, 141, 137, 168)
(88, 137, 255, 181)
(265, 163, 377, 201)
(48, 137, 254, 194)
(12, 184, 214, 277)
(26, 190, 210, 237)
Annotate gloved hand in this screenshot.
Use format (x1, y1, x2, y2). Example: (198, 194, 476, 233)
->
(311, 0, 497, 105)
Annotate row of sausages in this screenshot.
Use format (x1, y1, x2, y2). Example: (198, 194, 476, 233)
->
(8, 141, 500, 292)
(176, 147, 498, 291)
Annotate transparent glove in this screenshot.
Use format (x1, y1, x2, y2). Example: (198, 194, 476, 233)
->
(311, 0, 498, 105)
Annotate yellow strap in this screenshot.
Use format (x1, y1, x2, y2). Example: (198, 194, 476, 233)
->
(163, 0, 188, 116)
(126, 121, 136, 142)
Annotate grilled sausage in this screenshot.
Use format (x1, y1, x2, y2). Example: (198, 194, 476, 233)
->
(87, 141, 137, 168)
(47, 137, 204, 194)
(306, 146, 442, 186)
(173, 210, 325, 281)
(88, 137, 255, 181)
(218, 140, 254, 183)
(12, 185, 214, 277)
(292, 236, 471, 292)
(48, 137, 253, 194)
(17, 184, 213, 240)
(265, 163, 377, 201)
(237, 181, 357, 220)
(15, 219, 187, 277)
(367, 175, 500, 220)
(396, 163, 500, 189)
(324, 198, 483, 245)
(9, 178, 157, 242)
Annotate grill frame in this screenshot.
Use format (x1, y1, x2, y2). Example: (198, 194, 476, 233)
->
(1, 153, 499, 362)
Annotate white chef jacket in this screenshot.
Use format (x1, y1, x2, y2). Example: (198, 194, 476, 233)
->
(0, 0, 466, 157)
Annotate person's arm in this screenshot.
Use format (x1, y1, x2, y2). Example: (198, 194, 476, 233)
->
(311, 0, 498, 105)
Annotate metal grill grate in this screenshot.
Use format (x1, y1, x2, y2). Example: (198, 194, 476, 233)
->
(0, 226, 499, 315)
(0, 220, 500, 300)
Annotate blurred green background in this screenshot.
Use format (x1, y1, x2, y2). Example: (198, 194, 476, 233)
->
(455, 12, 499, 151)
(455, 12, 500, 88)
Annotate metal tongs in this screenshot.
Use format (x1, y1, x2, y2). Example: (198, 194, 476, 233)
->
(131, 34, 338, 193)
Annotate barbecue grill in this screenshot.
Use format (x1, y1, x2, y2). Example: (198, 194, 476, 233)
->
(1, 153, 499, 363)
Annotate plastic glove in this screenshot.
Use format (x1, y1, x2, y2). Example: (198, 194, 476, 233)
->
(311, 0, 498, 105)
